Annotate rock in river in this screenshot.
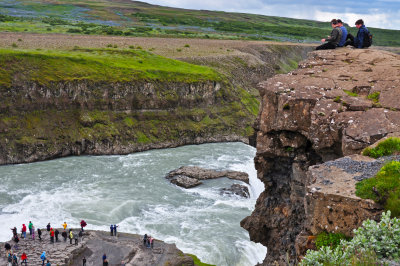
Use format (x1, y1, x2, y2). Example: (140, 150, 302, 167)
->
(166, 166, 249, 188)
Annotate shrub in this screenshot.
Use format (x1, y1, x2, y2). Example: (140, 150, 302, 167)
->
(11, 43, 18, 48)
(184, 44, 190, 48)
(283, 103, 290, 110)
(356, 161, 400, 216)
(362, 137, 400, 158)
(301, 211, 400, 265)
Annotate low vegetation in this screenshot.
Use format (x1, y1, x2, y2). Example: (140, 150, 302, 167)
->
(356, 161, 400, 216)
(0, 0, 399, 45)
(301, 211, 400, 265)
(187, 254, 216, 266)
(362, 137, 400, 158)
(0, 48, 222, 87)
(315, 232, 349, 250)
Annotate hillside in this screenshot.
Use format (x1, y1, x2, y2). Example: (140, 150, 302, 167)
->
(0, 0, 399, 46)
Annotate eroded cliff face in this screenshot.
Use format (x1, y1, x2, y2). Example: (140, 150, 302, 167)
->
(241, 48, 400, 264)
(0, 44, 311, 165)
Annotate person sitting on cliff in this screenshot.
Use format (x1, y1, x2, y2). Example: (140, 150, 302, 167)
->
(46, 223, 51, 231)
(62, 222, 67, 230)
(336, 19, 348, 47)
(344, 19, 370, 48)
(316, 19, 342, 50)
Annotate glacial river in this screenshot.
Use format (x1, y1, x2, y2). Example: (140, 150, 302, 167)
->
(0, 142, 266, 265)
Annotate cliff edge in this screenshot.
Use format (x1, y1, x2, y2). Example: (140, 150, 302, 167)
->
(241, 48, 400, 264)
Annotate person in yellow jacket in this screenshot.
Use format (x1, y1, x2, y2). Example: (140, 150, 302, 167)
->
(62, 222, 67, 230)
(69, 230, 73, 245)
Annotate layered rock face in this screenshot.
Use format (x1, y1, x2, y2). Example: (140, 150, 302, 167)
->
(241, 48, 400, 264)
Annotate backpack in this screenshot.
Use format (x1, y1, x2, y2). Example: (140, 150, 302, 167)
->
(363, 29, 373, 47)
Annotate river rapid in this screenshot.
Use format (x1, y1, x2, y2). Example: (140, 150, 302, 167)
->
(0, 142, 266, 265)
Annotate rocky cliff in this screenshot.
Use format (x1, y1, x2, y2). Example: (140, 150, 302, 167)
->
(0, 44, 311, 165)
(241, 48, 400, 264)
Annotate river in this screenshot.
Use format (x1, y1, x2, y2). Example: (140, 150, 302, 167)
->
(0, 142, 266, 265)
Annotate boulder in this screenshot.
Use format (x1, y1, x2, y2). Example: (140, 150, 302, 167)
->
(220, 184, 250, 198)
(166, 166, 249, 189)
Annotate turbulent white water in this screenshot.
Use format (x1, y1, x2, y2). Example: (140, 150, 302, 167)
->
(0, 142, 266, 265)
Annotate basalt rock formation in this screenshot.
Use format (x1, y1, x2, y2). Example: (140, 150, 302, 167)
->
(166, 166, 249, 188)
(241, 48, 400, 264)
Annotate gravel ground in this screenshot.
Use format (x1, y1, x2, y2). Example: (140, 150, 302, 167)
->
(324, 155, 400, 181)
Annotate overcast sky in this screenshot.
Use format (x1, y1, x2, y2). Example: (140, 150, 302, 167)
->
(140, 0, 400, 30)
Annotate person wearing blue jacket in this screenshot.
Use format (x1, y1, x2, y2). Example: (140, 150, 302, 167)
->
(344, 19, 369, 48)
(337, 19, 348, 47)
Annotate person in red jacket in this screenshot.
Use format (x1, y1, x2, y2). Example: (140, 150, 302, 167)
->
(50, 228, 55, 243)
(21, 224, 27, 239)
(21, 252, 28, 265)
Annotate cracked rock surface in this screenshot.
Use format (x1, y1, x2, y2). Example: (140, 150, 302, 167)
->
(0, 230, 193, 266)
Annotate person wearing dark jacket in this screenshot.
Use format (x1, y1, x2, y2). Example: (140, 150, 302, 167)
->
(337, 19, 348, 47)
(345, 19, 369, 48)
(37, 228, 42, 241)
(55, 229, 59, 242)
(316, 19, 342, 50)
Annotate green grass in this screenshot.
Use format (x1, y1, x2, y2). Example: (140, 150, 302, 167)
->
(187, 254, 216, 266)
(1, 0, 399, 45)
(0, 48, 222, 86)
(315, 232, 350, 250)
(367, 91, 380, 103)
(362, 137, 400, 158)
(343, 90, 358, 97)
(356, 161, 400, 217)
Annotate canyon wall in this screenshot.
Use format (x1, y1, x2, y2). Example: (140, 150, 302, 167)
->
(241, 48, 400, 264)
(0, 44, 311, 165)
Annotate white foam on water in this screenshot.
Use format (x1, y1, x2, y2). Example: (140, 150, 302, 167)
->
(0, 142, 267, 266)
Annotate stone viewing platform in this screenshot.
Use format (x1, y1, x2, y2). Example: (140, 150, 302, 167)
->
(1, 229, 193, 265)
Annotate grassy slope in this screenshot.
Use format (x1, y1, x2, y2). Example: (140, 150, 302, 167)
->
(0, 47, 221, 87)
(0, 0, 399, 46)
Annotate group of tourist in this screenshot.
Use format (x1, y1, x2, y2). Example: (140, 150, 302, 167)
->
(143, 234, 154, 249)
(316, 18, 370, 50)
(5, 220, 87, 265)
(5, 221, 155, 265)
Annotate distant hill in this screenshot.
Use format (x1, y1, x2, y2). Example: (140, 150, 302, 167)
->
(0, 0, 399, 46)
